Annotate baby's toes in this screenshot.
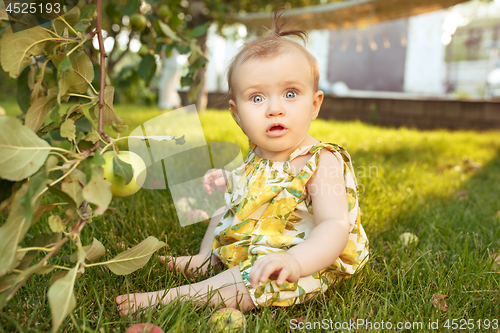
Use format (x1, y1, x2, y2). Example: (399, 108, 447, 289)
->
(159, 255, 172, 266)
(116, 296, 136, 316)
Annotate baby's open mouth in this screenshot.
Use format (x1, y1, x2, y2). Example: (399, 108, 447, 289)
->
(266, 124, 288, 137)
(269, 125, 285, 131)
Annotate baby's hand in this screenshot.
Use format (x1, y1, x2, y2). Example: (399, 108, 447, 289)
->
(203, 169, 229, 195)
(249, 253, 301, 289)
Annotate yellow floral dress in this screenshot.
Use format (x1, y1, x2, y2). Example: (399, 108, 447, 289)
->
(211, 142, 369, 307)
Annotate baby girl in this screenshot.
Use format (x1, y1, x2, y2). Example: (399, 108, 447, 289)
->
(116, 12, 369, 315)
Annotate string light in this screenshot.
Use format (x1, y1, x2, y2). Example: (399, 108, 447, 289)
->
(356, 33, 363, 53)
(367, 32, 378, 50)
(383, 33, 391, 48)
(340, 34, 350, 51)
(400, 32, 407, 46)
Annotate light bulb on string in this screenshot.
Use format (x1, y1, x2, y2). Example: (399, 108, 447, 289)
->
(356, 33, 363, 53)
(368, 32, 378, 51)
(383, 33, 391, 49)
(400, 32, 407, 47)
(340, 35, 350, 52)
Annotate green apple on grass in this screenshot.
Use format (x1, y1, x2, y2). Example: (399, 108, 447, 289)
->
(208, 308, 247, 333)
(102, 151, 146, 197)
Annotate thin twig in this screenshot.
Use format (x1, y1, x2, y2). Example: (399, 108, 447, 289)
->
(6, 237, 69, 302)
(37, 111, 85, 136)
(95, 0, 108, 143)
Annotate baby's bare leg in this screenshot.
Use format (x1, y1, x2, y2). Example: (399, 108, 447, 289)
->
(160, 206, 225, 274)
(116, 265, 255, 315)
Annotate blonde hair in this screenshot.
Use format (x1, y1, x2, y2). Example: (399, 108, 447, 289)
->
(227, 12, 320, 100)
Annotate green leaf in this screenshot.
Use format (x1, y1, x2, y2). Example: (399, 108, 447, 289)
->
(0, 6, 8, 20)
(111, 122, 129, 134)
(48, 186, 77, 209)
(180, 72, 193, 87)
(61, 169, 86, 207)
(0, 275, 18, 293)
(18, 169, 47, 221)
(0, 27, 52, 78)
(188, 38, 204, 65)
(84, 128, 100, 144)
(188, 77, 203, 103)
(91, 150, 105, 165)
(48, 215, 66, 233)
(25, 89, 57, 132)
(80, 4, 97, 19)
(113, 154, 133, 185)
(54, 6, 80, 34)
(0, 179, 47, 277)
(0, 116, 51, 181)
(120, 0, 141, 16)
(16, 67, 32, 113)
(105, 237, 166, 275)
(84, 238, 106, 262)
(60, 118, 76, 142)
(102, 86, 122, 126)
(138, 54, 157, 87)
(186, 22, 210, 38)
(74, 5, 96, 31)
(33, 204, 59, 225)
(50, 104, 61, 123)
(31, 58, 50, 104)
(57, 51, 94, 103)
(105, 3, 121, 24)
(66, 102, 84, 119)
(82, 166, 112, 216)
(59, 55, 72, 73)
(48, 265, 79, 332)
(158, 21, 181, 42)
(68, 238, 105, 262)
(0, 261, 56, 310)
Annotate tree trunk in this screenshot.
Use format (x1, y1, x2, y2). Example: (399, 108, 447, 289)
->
(189, 0, 209, 113)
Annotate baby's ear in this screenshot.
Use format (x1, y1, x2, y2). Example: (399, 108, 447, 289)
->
(229, 100, 239, 122)
(311, 90, 324, 120)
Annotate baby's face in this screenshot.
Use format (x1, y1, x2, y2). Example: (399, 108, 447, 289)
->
(229, 50, 323, 161)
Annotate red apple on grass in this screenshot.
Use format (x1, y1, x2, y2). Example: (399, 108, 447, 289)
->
(126, 323, 164, 333)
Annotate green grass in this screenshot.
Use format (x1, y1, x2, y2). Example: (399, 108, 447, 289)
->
(1, 102, 500, 332)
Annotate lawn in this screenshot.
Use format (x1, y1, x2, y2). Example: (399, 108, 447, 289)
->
(1, 101, 500, 332)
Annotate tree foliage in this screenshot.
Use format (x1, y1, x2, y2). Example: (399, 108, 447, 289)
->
(0, 0, 207, 331)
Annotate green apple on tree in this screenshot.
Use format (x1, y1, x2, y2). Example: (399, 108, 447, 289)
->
(157, 5, 171, 19)
(138, 44, 150, 56)
(129, 13, 147, 32)
(102, 151, 147, 197)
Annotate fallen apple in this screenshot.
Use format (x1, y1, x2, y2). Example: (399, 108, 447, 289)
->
(208, 308, 246, 333)
(102, 151, 147, 197)
(399, 232, 419, 246)
(126, 323, 164, 333)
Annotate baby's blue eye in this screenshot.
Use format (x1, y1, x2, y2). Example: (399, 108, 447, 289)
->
(252, 95, 264, 103)
(285, 91, 296, 99)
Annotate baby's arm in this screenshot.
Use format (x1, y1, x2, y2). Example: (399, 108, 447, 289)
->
(250, 151, 350, 288)
(203, 169, 230, 195)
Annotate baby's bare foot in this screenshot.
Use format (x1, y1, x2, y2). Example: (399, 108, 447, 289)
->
(159, 255, 208, 276)
(116, 292, 163, 316)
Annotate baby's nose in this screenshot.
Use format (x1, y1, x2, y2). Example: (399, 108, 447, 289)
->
(266, 98, 285, 117)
